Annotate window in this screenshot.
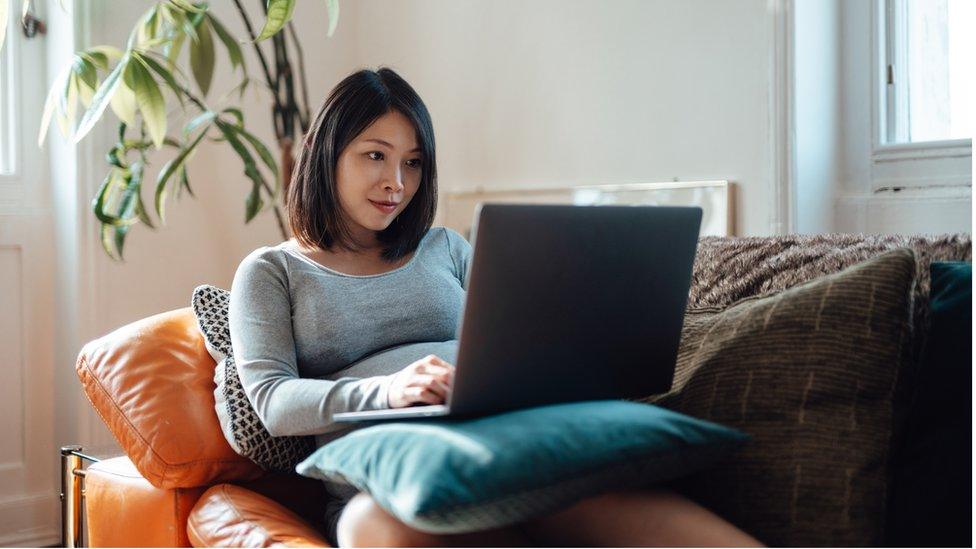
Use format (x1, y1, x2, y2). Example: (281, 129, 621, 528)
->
(881, 0, 974, 145)
(0, 8, 18, 176)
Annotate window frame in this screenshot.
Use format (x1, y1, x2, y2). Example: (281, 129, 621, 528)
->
(871, 0, 972, 191)
(0, 8, 21, 179)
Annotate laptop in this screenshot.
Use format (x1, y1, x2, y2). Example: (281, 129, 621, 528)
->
(332, 203, 702, 422)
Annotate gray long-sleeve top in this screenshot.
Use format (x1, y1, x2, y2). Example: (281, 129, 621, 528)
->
(228, 227, 472, 450)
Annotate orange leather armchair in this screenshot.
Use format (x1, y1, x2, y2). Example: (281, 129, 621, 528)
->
(67, 307, 335, 547)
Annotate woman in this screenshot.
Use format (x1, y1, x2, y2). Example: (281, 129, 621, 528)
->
(229, 67, 761, 547)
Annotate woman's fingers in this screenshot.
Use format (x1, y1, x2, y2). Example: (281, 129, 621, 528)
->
(408, 385, 444, 405)
(409, 374, 449, 400)
(418, 355, 454, 370)
(415, 362, 454, 378)
(390, 356, 457, 408)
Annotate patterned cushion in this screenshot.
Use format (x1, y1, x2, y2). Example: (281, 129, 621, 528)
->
(649, 249, 919, 546)
(191, 285, 315, 472)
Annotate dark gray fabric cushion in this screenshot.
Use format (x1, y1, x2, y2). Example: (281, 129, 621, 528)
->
(649, 249, 918, 546)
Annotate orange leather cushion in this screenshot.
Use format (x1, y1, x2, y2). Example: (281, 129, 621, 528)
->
(76, 307, 265, 488)
(85, 456, 206, 547)
(188, 484, 331, 547)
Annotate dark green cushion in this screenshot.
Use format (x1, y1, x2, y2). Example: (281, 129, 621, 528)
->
(295, 400, 747, 533)
(887, 261, 972, 547)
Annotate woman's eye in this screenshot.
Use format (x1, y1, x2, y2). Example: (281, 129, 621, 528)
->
(367, 151, 384, 161)
(407, 159, 422, 169)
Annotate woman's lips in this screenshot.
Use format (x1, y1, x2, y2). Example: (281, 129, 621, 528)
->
(369, 200, 398, 214)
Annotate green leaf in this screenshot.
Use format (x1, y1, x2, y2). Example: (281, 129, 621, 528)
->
(245, 182, 264, 222)
(325, 0, 339, 37)
(113, 224, 129, 260)
(80, 51, 108, 71)
(77, 79, 95, 109)
(0, 0, 8, 55)
(72, 55, 98, 90)
(106, 146, 125, 169)
(216, 120, 266, 222)
(189, 15, 215, 96)
(92, 170, 138, 227)
(134, 185, 156, 228)
(126, 4, 159, 50)
(100, 223, 120, 261)
(224, 121, 278, 183)
(75, 55, 129, 144)
(72, 56, 98, 108)
(58, 66, 73, 128)
(183, 110, 216, 136)
(179, 165, 196, 198)
(169, 0, 206, 14)
(59, 73, 79, 137)
(155, 124, 210, 223)
(140, 36, 179, 48)
(236, 76, 249, 100)
(38, 65, 71, 146)
(238, 129, 279, 199)
(137, 5, 159, 45)
(255, 0, 295, 41)
(88, 45, 125, 62)
(134, 52, 185, 106)
(221, 107, 244, 128)
(158, 2, 176, 25)
(127, 60, 167, 149)
(164, 29, 186, 71)
(112, 162, 145, 259)
(206, 13, 244, 72)
(117, 164, 142, 221)
(109, 79, 138, 127)
(175, 9, 199, 43)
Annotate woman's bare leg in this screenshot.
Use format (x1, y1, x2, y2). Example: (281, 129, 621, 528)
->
(520, 488, 763, 547)
(336, 492, 533, 547)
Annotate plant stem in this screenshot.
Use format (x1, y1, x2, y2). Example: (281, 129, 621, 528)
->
(232, 0, 276, 94)
(231, 0, 291, 240)
(275, 32, 298, 140)
(177, 83, 207, 112)
(287, 22, 310, 133)
(272, 33, 289, 137)
(232, 0, 282, 137)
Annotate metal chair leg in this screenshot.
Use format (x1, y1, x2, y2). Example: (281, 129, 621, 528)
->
(60, 446, 99, 548)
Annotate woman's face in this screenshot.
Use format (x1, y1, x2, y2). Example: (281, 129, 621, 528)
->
(334, 110, 423, 248)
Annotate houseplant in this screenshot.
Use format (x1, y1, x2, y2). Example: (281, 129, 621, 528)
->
(2, 0, 338, 260)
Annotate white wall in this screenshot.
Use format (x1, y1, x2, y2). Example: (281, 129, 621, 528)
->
(351, 0, 779, 237)
(56, 0, 791, 451)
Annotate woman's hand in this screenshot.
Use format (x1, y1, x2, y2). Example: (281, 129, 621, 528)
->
(387, 354, 455, 408)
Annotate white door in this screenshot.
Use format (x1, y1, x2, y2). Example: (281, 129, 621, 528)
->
(0, 4, 59, 546)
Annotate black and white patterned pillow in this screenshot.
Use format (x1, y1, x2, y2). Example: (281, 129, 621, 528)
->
(191, 285, 315, 472)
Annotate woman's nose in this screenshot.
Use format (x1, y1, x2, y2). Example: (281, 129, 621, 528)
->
(382, 165, 405, 192)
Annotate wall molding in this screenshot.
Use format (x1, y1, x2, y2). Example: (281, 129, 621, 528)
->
(0, 492, 60, 548)
(73, 0, 108, 448)
(72, 2, 119, 450)
(836, 185, 971, 204)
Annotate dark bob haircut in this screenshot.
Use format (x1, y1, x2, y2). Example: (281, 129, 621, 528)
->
(287, 67, 437, 262)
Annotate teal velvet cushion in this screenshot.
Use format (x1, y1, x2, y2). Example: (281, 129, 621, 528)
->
(887, 261, 972, 546)
(295, 400, 748, 533)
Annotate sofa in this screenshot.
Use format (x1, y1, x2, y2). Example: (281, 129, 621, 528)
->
(66, 233, 971, 547)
